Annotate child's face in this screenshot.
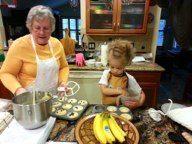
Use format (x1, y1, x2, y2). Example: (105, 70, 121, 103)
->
(109, 58, 125, 76)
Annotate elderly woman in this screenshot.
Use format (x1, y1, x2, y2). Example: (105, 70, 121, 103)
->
(0, 5, 69, 96)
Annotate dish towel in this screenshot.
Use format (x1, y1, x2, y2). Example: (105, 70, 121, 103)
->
(0, 116, 56, 144)
(167, 106, 192, 131)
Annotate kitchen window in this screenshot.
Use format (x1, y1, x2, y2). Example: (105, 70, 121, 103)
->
(62, 18, 81, 46)
(157, 19, 166, 47)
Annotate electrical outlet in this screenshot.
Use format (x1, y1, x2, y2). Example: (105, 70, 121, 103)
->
(88, 42, 95, 49)
(136, 42, 148, 52)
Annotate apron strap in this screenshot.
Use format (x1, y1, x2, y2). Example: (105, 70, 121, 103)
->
(30, 35, 54, 60)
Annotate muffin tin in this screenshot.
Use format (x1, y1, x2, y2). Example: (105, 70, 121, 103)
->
(92, 105, 133, 121)
(51, 96, 89, 121)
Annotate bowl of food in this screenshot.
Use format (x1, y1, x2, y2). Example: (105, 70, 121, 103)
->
(12, 91, 52, 129)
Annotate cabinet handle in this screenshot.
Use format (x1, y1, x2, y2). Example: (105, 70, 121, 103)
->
(117, 22, 120, 31)
(113, 22, 116, 30)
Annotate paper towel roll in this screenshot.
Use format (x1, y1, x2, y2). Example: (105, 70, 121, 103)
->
(101, 44, 108, 66)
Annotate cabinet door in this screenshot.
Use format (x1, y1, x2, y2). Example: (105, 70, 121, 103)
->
(86, 0, 149, 35)
(139, 82, 159, 107)
(86, 0, 118, 34)
(128, 71, 161, 107)
(117, 0, 150, 34)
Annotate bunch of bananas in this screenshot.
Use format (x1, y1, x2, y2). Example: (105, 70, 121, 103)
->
(93, 112, 127, 144)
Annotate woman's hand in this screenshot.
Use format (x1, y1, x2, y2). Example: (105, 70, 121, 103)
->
(15, 87, 27, 96)
(57, 81, 68, 96)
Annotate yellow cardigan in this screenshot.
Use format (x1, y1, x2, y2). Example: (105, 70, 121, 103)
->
(0, 35, 69, 94)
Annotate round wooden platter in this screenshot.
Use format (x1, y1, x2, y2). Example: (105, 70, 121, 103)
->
(75, 113, 139, 144)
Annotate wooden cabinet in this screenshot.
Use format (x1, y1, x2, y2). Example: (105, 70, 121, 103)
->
(128, 71, 161, 107)
(0, 81, 13, 100)
(86, 0, 150, 35)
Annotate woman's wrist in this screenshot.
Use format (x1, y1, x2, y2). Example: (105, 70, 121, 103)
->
(59, 81, 67, 86)
(15, 87, 27, 96)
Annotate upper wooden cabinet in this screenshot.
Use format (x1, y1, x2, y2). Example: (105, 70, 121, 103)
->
(86, 0, 150, 35)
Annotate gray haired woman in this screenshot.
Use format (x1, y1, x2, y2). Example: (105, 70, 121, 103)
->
(0, 5, 69, 96)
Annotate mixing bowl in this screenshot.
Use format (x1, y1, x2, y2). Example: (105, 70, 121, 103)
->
(12, 91, 52, 129)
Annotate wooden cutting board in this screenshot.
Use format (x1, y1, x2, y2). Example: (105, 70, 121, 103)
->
(60, 28, 76, 56)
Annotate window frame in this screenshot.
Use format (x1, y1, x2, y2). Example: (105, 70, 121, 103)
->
(61, 17, 81, 47)
(157, 19, 166, 48)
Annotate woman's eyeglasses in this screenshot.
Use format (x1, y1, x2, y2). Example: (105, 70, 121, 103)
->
(32, 26, 51, 33)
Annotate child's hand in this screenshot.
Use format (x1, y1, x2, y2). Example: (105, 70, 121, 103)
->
(119, 89, 129, 96)
(124, 100, 140, 109)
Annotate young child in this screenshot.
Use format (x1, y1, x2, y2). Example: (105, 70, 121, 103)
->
(99, 39, 145, 109)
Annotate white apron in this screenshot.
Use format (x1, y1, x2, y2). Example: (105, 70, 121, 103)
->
(25, 35, 59, 94)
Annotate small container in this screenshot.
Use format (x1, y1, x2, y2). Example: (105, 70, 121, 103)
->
(95, 62, 102, 67)
(86, 60, 95, 67)
(92, 105, 106, 113)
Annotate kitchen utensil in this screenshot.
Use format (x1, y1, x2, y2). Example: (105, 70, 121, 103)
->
(75, 113, 139, 144)
(92, 105, 133, 121)
(12, 91, 52, 129)
(57, 81, 80, 97)
(60, 28, 76, 56)
(51, 97, 88, 121)
(116, 95, 141, 107)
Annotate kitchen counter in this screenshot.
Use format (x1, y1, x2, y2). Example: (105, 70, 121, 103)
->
(0, 62, 165, 71)
(69, 62, 165, 72)
(48, 105, 191, 143)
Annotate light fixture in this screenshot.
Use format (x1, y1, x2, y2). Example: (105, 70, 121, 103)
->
(69, 0, 79, 8)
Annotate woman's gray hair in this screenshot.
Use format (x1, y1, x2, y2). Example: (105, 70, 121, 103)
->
(26, 5, 55, 32)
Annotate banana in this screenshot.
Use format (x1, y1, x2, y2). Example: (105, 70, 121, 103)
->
(108, 114, 126, 143)
(93, 113, 107, 144)
(102, 113, 116, 144)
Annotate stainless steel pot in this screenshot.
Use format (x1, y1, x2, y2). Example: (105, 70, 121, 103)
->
(12, 91, 52, 129)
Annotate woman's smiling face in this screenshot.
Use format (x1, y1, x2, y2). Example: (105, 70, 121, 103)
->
(31, 17, 52, 45)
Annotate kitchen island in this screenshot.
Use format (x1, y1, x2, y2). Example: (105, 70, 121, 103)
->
(48, 105, 190, 144)
(1, 100, 191, 144)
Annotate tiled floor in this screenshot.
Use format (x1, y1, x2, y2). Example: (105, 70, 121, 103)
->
(158, 66, 191, 104)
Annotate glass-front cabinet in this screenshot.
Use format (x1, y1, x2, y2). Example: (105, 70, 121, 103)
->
(86, 0, 150, 35)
